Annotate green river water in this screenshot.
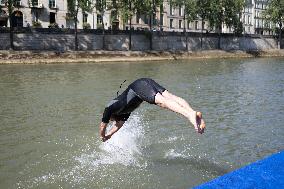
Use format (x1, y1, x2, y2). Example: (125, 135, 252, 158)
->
(0, 58, 284, 189)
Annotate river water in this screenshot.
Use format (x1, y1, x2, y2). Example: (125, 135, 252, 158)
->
(0, 58, 284, 189)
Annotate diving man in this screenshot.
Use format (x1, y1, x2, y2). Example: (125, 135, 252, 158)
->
(100, 78, 206, 142)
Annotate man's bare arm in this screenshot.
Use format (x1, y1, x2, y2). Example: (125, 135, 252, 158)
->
(105, 121, 124, 138)
(100, 122, 108, 142)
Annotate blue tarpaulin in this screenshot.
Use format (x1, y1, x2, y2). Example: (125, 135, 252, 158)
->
(193, 151, 284, 189)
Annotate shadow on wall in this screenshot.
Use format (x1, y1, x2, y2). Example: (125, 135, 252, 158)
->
(13, 33, 74, 51)
(219, 34, 279, 56)
(78, 34, 104, 50)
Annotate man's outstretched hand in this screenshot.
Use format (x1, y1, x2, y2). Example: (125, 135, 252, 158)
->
(101, 135, 111, 142)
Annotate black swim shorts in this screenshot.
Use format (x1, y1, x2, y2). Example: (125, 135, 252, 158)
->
(129, 78, 166, 104)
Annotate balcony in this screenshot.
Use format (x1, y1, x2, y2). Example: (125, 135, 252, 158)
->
(30, 0, 44, 9)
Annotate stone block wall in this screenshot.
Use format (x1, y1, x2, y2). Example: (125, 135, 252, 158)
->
(0, 29, 282, 51)
(0, 33, 11, 50)
(104, 35, 129, 51)
(78, 34, 103, 50)
(131, 35, 149, 51)
(13, 33, 74, 51)
(153, 35, 186, 51)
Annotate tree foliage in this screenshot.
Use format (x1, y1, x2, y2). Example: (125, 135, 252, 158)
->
(67, 0, 93, 50)
(67, 0, 93, 18)
(206, 0, 244, 34)
(171, 0, 244, 34)
(263, 0, 284, 29)
(263, 0, 284, 48)
(96, 0, 108, 29)
(115, 0, 163, 29)
(171, 0, 198, 22)
(3, 0, 16, 49)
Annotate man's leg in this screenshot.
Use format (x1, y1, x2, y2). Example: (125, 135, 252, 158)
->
(162, 90, 205, 133)
(155, 92, 205, 133)
(162, 90, 195, 113)
(155, 93, 191, 118)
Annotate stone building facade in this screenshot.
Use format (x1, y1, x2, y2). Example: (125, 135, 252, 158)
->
(0, 0, 279, 35)
(0, 0, 111, 29)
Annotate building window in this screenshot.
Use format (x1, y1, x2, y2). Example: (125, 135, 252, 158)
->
(170, 3, 174, 15)
(170, 19, 173, 28)
(179, 20, 182, 29)
(160, 4, 164, 13)
(195, 21, 198, 30)
(83, 13, 88, 23)
(32, 10, 39, 22)
(50, 12, 56, 23)
(31, 0, 38, 6)
(49, 0, 55, 8)
(179, 6, 182, 16)
(144, 15, 149, 24)
(160, 14, 164, 26)
(153, 14, 157, 25)
(248, 15, 251, 24)
(14, 0, 21, 7)
(136, 13, 140, 24)
(97, 14, 102, 24)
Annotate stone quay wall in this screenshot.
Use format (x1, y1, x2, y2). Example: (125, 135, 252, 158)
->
(0, 28, 282, 51)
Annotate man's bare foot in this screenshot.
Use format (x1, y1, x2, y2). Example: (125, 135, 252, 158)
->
(196, 112, 206, 134)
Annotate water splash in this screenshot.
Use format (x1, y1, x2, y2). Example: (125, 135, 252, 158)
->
(76, 114, 145, 168)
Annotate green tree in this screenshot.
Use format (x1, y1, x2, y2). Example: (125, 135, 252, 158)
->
(96, 0, 107, 30)
(118, 0, 134, 49)
(138, 0, 163, 50)
(116, 0, 157, 50)
(263, 0, 284, 49)
(96, 0, 108, 49)
(109, 0, 119, 29)
(196, 0, 211, 49)
(144, 0, 163, 30)
(2, 0, 16, 49)
(171, 0, 197, 50)
(67, 0, 93, 50)
(207, 0, 244, 48)
(207, 0, 244, 33)
(223, 0, 244, 34)
(171, 0, 197, 32)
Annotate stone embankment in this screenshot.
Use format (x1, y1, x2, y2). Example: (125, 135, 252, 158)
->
(0, 50, 284, 64)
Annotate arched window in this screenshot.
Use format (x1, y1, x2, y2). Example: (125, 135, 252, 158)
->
(11, 11, 23, 27)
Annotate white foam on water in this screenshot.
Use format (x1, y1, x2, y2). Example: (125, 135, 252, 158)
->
(167, 136, 178, 142)
(164, 149, 188, 159)
(76, 114, 145, 168)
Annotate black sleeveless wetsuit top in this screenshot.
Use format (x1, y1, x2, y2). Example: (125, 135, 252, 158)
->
(101, 78, 166, 123)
